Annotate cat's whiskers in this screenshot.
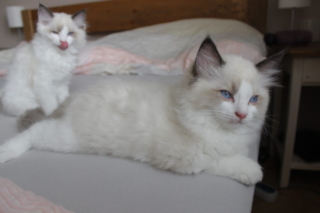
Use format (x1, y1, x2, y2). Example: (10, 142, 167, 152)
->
(211, 110, 233, 118)
(241, 116, 276, 138)
(238, 122, 264, 135)
(255, 114, 280, 124)
(210, 110, 234, 124)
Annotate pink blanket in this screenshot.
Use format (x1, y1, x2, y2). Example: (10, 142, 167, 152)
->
(75, 39, 265, 75)
(0, 177, 72, 213)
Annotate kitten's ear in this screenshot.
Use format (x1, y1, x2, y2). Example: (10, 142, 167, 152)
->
(256, 49, 286, 86)
(72, 10, 86, 29)
(192, 37, 224, 80)
(38, 4, 53, 25)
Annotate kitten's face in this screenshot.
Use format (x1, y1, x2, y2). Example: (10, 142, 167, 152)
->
(36, 4, 86, 51)
(189, 38, 283, 130)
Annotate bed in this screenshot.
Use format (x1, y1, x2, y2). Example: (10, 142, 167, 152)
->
(0, 0, 268, 212)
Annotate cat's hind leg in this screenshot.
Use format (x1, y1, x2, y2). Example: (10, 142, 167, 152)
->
(0, 131, 32, 163)
(0, 119, 79, 163)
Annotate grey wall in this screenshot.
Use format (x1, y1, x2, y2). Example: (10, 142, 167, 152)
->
(0, 0, 320, 48)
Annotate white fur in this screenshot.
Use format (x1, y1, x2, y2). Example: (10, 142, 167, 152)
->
(1, 8, 86, 116)
(0, 40, 280, 185)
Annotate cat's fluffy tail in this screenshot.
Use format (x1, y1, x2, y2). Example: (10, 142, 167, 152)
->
(18, 108, 46, 132)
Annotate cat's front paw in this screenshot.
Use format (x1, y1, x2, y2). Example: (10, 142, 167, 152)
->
(207, 155, 263, 186)
(232, 164, 263, 185)
(231, 158, 263, 185)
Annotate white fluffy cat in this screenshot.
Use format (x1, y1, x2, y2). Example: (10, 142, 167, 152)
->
(0, 37, 283, 185)
(1, 4, 86, 116)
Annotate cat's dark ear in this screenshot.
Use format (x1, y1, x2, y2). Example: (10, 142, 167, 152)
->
(256, 49, 286, 86)
(72, 10, 86, 29)
(38, 4, 53, 25)
(192, 37, 224, 81)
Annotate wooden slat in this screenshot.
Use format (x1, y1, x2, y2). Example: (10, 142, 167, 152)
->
(292, 155, 320, 171)
(280, 58, 304, 188)
(274, 139, 320, 172)
(289, 42, 320, 57)
(302, 58, 320, 84)
(22, 0, 267, 41)
(22, 10, 35, 41)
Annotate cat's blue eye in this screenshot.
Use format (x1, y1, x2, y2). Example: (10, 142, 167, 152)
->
(52, 31, 59, 34)
(250, 96, 258, 103)
(68, 32, 74, 36)
(220, 90, 232, 99)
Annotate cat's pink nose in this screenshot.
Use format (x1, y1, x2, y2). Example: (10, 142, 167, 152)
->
(59, 41, 69, 50)
(235, 112, 247, 120)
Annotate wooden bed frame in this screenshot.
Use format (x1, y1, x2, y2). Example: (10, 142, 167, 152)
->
(22, 0, 267, 41)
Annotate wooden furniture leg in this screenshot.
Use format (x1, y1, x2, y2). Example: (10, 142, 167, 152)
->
(280, 58, 304, 188)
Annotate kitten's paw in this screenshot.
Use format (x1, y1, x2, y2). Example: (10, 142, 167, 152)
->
(57, 89, 69, 104)
(0, 146, 17, 163)
(41, 100, 58, 116)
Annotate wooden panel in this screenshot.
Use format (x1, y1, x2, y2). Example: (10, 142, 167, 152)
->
(22, 0, 267, 41)
(248, 0, 268, 34)
(302, 58, 320, 85)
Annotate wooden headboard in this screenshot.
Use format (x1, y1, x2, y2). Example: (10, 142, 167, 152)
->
(22, 0, 268, 41)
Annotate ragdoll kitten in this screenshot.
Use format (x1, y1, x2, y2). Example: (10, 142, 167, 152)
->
(1, 4, 86, 116)
(0, 37, 283, 185)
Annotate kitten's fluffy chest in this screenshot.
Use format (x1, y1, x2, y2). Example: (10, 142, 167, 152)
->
(31, 34, 78, 80)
